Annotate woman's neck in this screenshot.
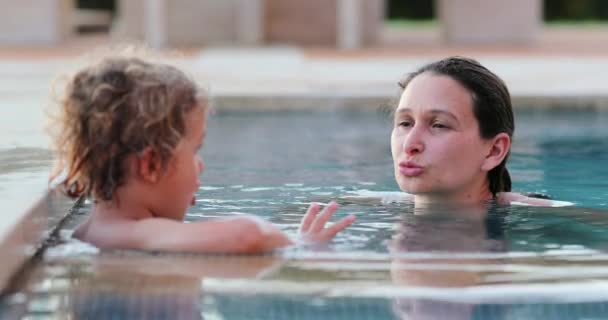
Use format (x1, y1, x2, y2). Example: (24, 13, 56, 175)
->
(413, 181, 494, 208)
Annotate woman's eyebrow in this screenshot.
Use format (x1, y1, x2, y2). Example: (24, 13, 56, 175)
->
(395, 108, 458, 121)
(428, 109, 459, 122)
(395, 108, 410, 114)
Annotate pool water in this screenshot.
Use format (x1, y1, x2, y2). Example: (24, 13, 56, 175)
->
(194, 109, 608, 253)
(3, 109, 608, 319)
(200, 109, 608, 208)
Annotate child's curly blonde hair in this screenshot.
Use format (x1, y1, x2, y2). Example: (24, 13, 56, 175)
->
(49, 56, 206, 201)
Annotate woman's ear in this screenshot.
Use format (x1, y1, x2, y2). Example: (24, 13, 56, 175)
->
(481, 133, 511, 172)
(136, 147, 162, 183)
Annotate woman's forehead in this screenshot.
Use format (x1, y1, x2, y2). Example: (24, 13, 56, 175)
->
(397, 73, 474, 118)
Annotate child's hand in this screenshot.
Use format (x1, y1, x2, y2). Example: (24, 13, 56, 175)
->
(297, 201, 355, 243)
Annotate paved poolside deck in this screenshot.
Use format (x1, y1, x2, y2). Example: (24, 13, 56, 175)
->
(1, 25, 608, 292)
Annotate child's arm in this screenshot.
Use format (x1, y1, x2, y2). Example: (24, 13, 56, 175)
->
(127, 201, 355, 254)
(130, 215, 292, 253)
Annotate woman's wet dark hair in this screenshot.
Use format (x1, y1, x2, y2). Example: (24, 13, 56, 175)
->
(398, 56, 514, 195)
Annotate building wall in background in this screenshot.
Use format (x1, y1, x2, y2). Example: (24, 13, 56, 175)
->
(5, 0, 608, 47)
(264, 0, 338, 46)
(0, 0, 71, 45)
(111, 0, 382, 48)
(438, 0, 542, 45)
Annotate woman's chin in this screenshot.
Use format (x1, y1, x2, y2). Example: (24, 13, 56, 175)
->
(398, 183, 426, 195)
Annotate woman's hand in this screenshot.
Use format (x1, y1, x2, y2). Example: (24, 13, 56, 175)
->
(297, 201, 356, 243)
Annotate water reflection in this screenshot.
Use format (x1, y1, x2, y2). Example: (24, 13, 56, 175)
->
(388, 204, 508, 319)
(6, 202, 608, 320)
(69, 271, 202, 320)
(39, 251, 284, 320)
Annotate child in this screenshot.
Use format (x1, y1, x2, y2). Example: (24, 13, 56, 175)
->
(49, 55, 355, 253)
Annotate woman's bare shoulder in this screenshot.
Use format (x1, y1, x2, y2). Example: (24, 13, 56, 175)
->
(497, 192, 574, 207)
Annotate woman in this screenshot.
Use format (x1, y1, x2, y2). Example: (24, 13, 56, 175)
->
(345, 56, 569, 207)
(391, 56, 569, 207)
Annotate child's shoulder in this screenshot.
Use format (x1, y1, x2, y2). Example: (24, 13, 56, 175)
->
(72, 214, 142, 250)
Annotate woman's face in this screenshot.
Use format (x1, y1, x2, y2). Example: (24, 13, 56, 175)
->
(391, 72, 495, 203)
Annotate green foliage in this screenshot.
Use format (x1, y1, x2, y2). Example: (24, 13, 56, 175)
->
(77, 0, 115, 11)
(544, 0, 608, 21)
(385, 19, 438, 28)
(386, 0, 608, 21)
(386, 0, 434, 20)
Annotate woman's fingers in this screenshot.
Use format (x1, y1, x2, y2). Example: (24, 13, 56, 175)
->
(309, 201, 339, 233)
(299, 202, 320, 233)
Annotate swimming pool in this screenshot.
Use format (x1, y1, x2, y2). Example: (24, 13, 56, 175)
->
(2, 109, 608, 319)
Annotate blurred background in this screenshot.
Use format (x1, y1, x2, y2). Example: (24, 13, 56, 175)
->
(1, 0, 608, 51)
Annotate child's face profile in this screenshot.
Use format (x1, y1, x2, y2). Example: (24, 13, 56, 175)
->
(151, 105, 206, 220)
(391, 73, 494, 199)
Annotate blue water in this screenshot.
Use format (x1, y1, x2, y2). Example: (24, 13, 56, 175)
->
(192, 109, 608, 254)
(199, 109, 608, 207)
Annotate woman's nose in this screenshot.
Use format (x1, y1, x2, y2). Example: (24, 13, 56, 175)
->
(403, 126, 425, 156)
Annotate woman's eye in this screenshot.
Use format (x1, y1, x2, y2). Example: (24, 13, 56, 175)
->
(398, 121, 412, 127)
(431, 122, 448, 129)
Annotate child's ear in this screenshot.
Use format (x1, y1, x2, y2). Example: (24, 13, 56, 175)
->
(137, 147, 162, 183)
(481, 133, 511, 172)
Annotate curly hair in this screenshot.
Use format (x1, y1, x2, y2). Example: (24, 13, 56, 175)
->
(49, 56, 206, 201)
